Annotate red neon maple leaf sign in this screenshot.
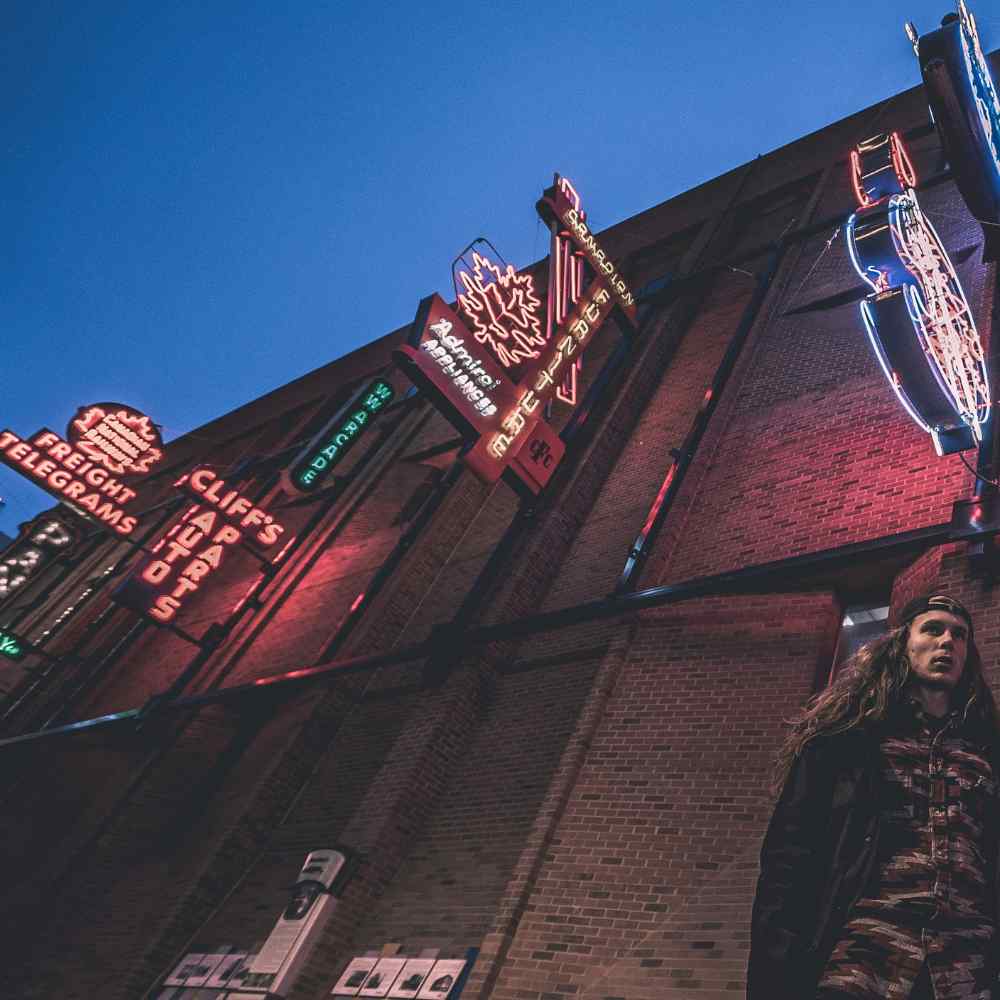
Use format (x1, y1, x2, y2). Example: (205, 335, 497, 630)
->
(457, 252, 545, 369)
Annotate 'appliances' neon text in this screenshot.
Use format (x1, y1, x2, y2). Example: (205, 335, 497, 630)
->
(420, 320, 502, 417)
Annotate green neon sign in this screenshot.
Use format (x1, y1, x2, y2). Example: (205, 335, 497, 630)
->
(0, 627, 26, 661)
(287, 378, 394, 493)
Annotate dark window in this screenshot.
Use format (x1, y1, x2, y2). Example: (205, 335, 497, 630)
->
(827, 602, 890, 685)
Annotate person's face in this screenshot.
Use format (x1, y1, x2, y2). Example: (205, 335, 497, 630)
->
(906, 610, 969, 690)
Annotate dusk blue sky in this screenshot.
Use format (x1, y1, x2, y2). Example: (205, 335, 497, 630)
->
(3, 1, 997, 537)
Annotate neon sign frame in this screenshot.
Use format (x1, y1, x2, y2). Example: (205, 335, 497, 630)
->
(908, 1, 1000, 259)
(395, 174, 637, 494)
(283, 378, 394, 494)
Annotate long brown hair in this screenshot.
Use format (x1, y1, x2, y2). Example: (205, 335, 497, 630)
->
(773, 621, 998, 796)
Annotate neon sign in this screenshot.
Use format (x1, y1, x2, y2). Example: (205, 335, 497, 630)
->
(395, 174, 635, 494)
(485, 283, 614, 462)
(536, 180, 637, 323)
(549, 177, 586, 404)
(850, 132, 916, 208)
(113, 469, 286, 623)
(0, 517, 76, 604)
(845, 131, 990, 453)
(0, 402, 164, 537)
(284, 379, 394, 493)
(907, 2, 1000, 259)
(0, 627, 26, 661)
(456, 251, 546, 369)
(396, 295, 518, 442)
(68, 403, 164, 475)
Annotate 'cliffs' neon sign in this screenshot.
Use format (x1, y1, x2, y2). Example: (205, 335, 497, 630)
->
(113, 468, 286, 624)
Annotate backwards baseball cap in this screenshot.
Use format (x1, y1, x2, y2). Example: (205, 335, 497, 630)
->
(897, 593, 974, 635)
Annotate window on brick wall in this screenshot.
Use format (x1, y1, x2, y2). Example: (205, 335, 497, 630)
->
(827, 602, 890, 685)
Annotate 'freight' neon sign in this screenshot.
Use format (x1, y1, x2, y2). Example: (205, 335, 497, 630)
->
(0, 402, 163, 538)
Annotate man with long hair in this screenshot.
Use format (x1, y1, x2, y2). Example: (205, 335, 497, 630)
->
(748, 593, 1000, 1000)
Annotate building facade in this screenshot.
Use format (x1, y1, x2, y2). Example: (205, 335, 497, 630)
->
(1, 42, 999, 1000)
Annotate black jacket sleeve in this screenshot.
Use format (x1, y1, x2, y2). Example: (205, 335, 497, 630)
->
(747, 741, 834, 1000)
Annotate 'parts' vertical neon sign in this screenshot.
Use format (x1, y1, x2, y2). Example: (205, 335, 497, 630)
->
(844, 130, 990, 454)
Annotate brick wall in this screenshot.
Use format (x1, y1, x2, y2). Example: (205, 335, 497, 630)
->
(1, 70, 999, 1000)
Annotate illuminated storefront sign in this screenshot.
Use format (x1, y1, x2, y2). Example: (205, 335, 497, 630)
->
(850, 132, 916, 208)
(0, 517, 76, 604)
(479, 284, 614, 464)
(548, 177, 587, 405)
(845, 131, 990, 454)
(396, 294, 519, 437)
(907, 1, 1000, 258)
(68, 403, 164, 475)
(284, 379, 395, 493)
(0, 402, 164, 537)
(114, 469, 286, 624)
(395, 174, 635, 494)
(456, 250, 546, 370)
(536, 179, 637, 323)
(0, 626, 26, 661)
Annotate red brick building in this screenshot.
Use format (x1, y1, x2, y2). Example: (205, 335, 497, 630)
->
(1, 54, 999, 1000)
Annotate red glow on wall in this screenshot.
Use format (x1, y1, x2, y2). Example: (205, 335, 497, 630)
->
(640, 463, 677, 538)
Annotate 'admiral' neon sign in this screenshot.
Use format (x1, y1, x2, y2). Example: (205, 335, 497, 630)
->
(907, 2, 1000, 259)
(395, 174, 636, 495)
(845, 131, 990, 453)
